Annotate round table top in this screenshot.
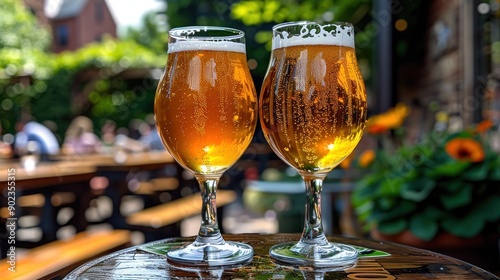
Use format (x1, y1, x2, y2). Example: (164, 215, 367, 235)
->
(64, 233, 499, 279)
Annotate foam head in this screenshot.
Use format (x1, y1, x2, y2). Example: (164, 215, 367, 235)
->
(272, 22, 355, 49)
(168, 41, 246, 54)
(168, 26, 246, 54)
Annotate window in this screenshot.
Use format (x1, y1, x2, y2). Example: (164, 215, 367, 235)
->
(57, 25, 69, 46)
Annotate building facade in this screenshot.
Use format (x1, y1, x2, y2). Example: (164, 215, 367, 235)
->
(23, 0, 117, 53)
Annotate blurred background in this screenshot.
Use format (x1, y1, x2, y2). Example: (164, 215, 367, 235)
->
(1, 0, 499, 276)
(1, 0, 499, 137)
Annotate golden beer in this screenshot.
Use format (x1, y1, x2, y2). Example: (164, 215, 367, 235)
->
(155, 42, 257, 174)
(260, 44, 367, 173)
(262, 21, 365, 266)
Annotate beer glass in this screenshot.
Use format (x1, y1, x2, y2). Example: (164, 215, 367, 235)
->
(154, 26, 257, 266)
(260, 21, 367, 266)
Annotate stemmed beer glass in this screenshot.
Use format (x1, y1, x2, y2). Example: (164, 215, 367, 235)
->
(259, 21, 367, 266)
(154, 26, 257, 266)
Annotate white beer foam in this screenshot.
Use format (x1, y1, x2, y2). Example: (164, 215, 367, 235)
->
(272, 23, 355, 50)
(168, 41, 246, 54)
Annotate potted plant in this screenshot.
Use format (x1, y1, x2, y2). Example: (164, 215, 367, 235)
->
(352, 106, 500, 247)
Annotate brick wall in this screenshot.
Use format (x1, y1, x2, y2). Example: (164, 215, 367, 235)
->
(51, 0, 117, 53)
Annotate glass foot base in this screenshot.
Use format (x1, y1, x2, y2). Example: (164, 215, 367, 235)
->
(163, 241, 253, 267)
(269, 241, 358, 267)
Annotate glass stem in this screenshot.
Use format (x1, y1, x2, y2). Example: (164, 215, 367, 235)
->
(194, 177, 224, 245)
(300, 175, 329, 246)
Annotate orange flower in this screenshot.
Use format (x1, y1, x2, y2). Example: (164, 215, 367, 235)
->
(359, 150, 376, 167)
(476, 120, 493, 133)
(366, 103, 410, 135)
(367, 124, 389, 134)
(445, 138, 485, 163)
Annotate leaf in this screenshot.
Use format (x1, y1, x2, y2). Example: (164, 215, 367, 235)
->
(378, 197, 394, 210)
(409, 213, 439, 241)
(443, 180, 465, 193)
(461, 162, 489, 181)
(488, 158, 500, 180)
(442, 214, 484, 238)
(440, 184, 473, 210)
(427, 161, 470, 177)
(370, 200, 416, 222)
(353, 201, 373, 222)
(472, 195, 500, 222)
(400, 178, 436, 202)
(421, 205, 446, 219)
(445, 131, 474, 140)
(377, 219, 407, 235)
(441, 195, 500, 238)
(380, 175, 404, 195)
(490, 169, 500, 180)
(355, 174, 383, 198)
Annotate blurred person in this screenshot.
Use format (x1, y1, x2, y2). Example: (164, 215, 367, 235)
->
(101, 119, 117, 149)
(14, 117, 61, 161)
(100, 119, 146, 153)
(62, 116, 102, 155)
(128, 118, 144, 140)
(139, 114, 165, 150)
(115, 130, 147, 153)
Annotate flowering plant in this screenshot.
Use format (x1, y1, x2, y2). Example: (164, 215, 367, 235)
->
(352, 105, 500, 242)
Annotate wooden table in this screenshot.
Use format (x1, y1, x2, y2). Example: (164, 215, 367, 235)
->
(55, 150, 174, 172)
(0, 161, 96, 191)
(0, 150, 174, 191)
(78, 151, 177, 229)
(0, 161, 97, 248)
(63, 233, 499, 279)
(0, 151, 176, 249)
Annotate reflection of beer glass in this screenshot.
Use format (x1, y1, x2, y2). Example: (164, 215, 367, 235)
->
(260, 21, 367, 266)
(154, 26, 257, 266)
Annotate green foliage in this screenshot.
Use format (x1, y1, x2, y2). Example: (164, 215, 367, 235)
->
(0, 0, 53, 132)
(1, 37, 166, 138)
(409, 213, 438, 241)
(352, 129, 500, 241)
(161, 0, 374, 89)
(123, 12, 169, 54)
(0, 0, 167, 142)
(0, 0, 52, 87)
(55, 37, 165, 70)
(0, 0, 51, 51)
(231, 0, 373, 86)
(231, 0, 368, 25)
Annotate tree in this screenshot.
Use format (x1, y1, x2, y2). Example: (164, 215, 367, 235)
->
(0, 0, 51, 51)
(49, 38, 167, 132)
(0, 1, 167, 138)
(160, 0, 373, 90)
(123, 12, 169, 55)
(230, 0, 374, 80)
(0, 0, 52, 132)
